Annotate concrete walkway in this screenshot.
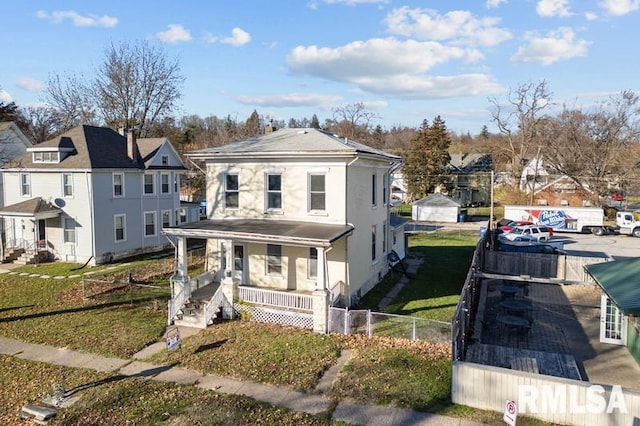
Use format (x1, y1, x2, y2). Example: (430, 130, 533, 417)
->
(378, 256, 424, 310)
(0, 332, 484, 425)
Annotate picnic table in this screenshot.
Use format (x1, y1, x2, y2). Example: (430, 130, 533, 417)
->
(499, 299, 533, 316)
(495, 313, 532, 333)
(495, 285, 524, 300)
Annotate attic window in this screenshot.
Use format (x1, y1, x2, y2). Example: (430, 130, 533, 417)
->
(33, 151, 59, 163)
(162, 155, 169, 166)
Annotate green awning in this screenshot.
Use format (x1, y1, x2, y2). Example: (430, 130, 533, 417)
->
(585, 258, 640, 315)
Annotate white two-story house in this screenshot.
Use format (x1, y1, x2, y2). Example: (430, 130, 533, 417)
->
(0, 125, 186, 265)
(164, 128, 406, 333)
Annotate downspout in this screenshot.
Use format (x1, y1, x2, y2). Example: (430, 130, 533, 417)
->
(344, 155, 359, 305)
(85, 171, 95, 263)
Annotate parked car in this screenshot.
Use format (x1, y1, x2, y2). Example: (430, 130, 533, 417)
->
(499, 220, 533, 232)
(503, 225, 553, 242)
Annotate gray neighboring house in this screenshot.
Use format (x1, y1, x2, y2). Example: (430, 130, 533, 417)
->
(0, 125, 187, 265)
(0, 121, 34, 205)
(412, 193, 462, 223)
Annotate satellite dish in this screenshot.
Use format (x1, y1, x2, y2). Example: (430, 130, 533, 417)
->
(54, 198, 66, 208)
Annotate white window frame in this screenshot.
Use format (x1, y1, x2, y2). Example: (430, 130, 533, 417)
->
(20, 173, 30, 196)
(144, 211, 157, 237)
(161, 155, 169, 166)
(143, 173, 155, 195)
(383, 220, 387, 256)
(308, 173, 326, 212)
(160, 173, 170, 194)
(371, 225, 377, 263)
(265, 173, 282, 212)
(33, 151, 59, 163)
(113, 173, 124, 198)
(162, 209, 171, 228)
(224, 173, 239, 209)
(372, 173, 377, 207)
(114, 214, 126, 242)
(266, 244, 282, 276)
(63, 217, 76, 244)
(382, 173, 388, 205)
(62, 173, 74, 197)
(179, 207, 187, 223)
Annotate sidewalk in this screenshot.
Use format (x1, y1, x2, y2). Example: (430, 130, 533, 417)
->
(0, 334, 484, 425)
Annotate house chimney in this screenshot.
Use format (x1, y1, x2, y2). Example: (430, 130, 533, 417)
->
(127, 129, 138, 161)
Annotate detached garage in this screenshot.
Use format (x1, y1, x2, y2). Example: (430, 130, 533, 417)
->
(412, 193, 462, 223)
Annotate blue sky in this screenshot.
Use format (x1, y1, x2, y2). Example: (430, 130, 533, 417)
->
(2, 0, 639, 134)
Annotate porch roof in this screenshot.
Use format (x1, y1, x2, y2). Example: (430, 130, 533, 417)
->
(0, 197, 62, 219)
(163, 218, 354, 248)
(585, 257, 640, 314)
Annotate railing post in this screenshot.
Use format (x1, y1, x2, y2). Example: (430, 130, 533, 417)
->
(344, 307, 349, 335)
(412, 318, 416, 341)
(367, 309, 371, 337)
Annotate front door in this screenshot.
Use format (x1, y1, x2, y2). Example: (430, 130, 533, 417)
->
(600, 294, 627, 345)
(233, 244, 246, 284)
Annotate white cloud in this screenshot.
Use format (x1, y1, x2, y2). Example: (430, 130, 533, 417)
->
(322, 0, 389, 5)
(221, 28, 251, 46)
(156, 24, 192, 43)
(356, 74, 504, 99)
(236, 93, 342, 107)
(585, 11, 599, 20)
(599, 0, 640, 16)
(287, 38, 475, 82)
(0, 90, 13, 104)
(16, 77, 45, 92)
(510, 27, 590, 65)
(385, 7, 511, 47)
(35, 10, 117, 27)
(537, 0, 572, 17)
(486, 0, 507, 8)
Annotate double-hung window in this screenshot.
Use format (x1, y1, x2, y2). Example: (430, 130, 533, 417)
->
(161, 173, 170, 194)
(371, 225, 377, 262)
(20, 173, 30, 196)
(372, 173, 377, 207)
(114, 214, 126, 242)
(266, 173, 282, 211)
(266, 244, 282, 275)
(225, 173, 239, 209)
(144, 212, 156, 236)
(162, 210, 171, 228)
(309, 174, 326, 211)
(143, 173, 155, 195)
(113, 173, 124, 197)
(63, 217, 76, 244)
(62, 173, 73, 197)
(308, 247, 318, 278)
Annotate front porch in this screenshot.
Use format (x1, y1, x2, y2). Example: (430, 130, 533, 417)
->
(168, 270, 329, 331)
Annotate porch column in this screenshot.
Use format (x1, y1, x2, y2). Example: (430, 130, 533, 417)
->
(313, 246, 329, 334)
(176, 236, 188, 279)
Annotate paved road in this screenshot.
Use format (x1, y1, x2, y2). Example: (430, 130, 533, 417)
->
(552, 232, 640, 259)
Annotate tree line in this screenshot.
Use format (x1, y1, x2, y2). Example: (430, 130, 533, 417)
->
(2, 40, 639, 205)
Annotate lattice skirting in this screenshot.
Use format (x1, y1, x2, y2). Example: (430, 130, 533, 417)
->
(234, 303, 314, 329)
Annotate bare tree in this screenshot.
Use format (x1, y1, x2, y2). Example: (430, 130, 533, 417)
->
(489, 80, 553, 188)
(47, 40, 184, 137)
(21, 105, 66, 142)
(541, 90, 640, 201)
(332, 101, 380, 140)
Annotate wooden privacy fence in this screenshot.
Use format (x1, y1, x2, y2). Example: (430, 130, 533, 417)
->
(483, 251, 611, 282)
(452, 361, 640, 425)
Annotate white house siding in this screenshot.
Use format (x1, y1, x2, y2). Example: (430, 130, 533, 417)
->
(206, 160, 347, 224)
(346, 160, 392, 301)
(412, 205, 459, 222)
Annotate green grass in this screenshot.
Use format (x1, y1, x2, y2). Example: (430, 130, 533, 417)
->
(0, 355, 335, 426)
(149, 321, 343, 391)
(0, 268, 170, 358)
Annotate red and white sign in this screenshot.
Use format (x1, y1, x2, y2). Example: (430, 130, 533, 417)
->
(503, 399, 517, 425)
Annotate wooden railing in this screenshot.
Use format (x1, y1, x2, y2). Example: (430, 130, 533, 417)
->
(238, 286, 313, 312)
(168, 277, 191, 325)
(329, 280, 346, 306)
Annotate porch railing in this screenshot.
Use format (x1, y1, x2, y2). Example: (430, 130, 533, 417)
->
(202, 284, 229, 327)
(168, 277, 191, 325)
(238, 286, 313, 312)
(329, 280, 346, 306)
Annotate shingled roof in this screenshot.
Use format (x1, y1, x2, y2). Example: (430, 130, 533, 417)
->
(5, 125, 178, 170)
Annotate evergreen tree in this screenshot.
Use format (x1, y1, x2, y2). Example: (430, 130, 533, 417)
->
(310, 113, 320, 129)
(403, 116, 452, 200)
(245, 109, 260, 137)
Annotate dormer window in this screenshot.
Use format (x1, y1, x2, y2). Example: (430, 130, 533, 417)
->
(33, 151, 60, 163)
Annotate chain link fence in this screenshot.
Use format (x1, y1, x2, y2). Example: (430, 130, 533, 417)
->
(328, 307, 451, 344)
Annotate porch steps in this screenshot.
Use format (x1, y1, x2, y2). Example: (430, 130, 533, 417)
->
(2, 248, 25, 263)
(174, 299, 222, 329)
